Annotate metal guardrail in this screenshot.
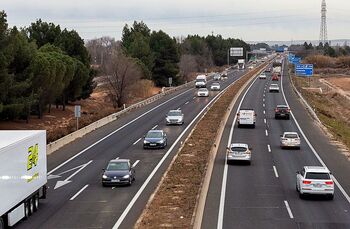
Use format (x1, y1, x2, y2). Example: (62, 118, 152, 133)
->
(46, 74, 215, 154)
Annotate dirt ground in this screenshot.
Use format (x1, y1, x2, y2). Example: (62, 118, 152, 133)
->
(326, 77, 350, 91)
(135, 65, 267, 228)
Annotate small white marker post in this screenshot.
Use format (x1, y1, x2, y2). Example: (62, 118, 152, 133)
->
(74, 105, 81, 130)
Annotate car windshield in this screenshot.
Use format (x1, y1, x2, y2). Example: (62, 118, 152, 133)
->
(196, 79, 205, 82)
(212, 83, 219, 86)
(285, 134, 298, 138)
(199, 89, 207, 92)
(271, 84, 278, 87)
(305, 172, 330, 180)
(107, 162, 129, 171)
(168, 111, 182, 116)
(146, 132, 162, 138)
(231, 147, 247, 152)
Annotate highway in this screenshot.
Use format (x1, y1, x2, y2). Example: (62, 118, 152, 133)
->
(202, 59, 350, 229)
(15, 68, 248, 229)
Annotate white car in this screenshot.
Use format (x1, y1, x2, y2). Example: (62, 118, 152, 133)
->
(213, 74, 221, 81)
(269, 83, 280, 92)
(280, 132, 301, 149)
(210, 82, 221, 91)
(227, 143, 252, 164)
(166, 109, 184, 125)
(296, 166, 334, 199)
(259, 73, 267, 79)
(197, 88, 209, 97)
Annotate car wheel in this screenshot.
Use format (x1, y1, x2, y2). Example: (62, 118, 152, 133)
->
(102, 183, 106, 187)
(128, 178, 132, 186)
(328, 194, 334, 200)
(28, 198, 34, 216)
(247, 161, 251, 165)
(299, 192, 304, 199)
(0, 217, 4, 229)
(33, 194, 39, 212)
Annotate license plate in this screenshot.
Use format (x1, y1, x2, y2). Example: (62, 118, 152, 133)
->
(150, 143, 156, 146)
(112, 179, 120, 182)
(314, 184, 322, 188)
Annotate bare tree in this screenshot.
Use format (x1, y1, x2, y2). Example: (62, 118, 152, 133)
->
(102, 45, 142, 108)
(179, 54, 198, 82)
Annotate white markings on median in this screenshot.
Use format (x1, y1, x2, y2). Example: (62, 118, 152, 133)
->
(132, 160, 140, 167)
(265, 129, 269, 136)
(284, 200, 294, 219)
(267, 144, 271, 153)
(185, 101, 190, 105)
(70, 184, 89, 201)
(273, 166, 279, 178)
(152, 125, 158, 130)
(133, 138, 142, 145)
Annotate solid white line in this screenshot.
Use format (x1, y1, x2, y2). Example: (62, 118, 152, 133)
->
(280, 60, 350, 204)
(267, 144, 271, 153)
(284, 200, 294, 219)
(152, 125, 158, 130)
(70, 184, 89, 201)
(264, 118, 266, 124)
(185, 101, 190, 105)
(133, 138, 142, 145)
(273, 166, 279, 178)
(265, 129, 268, 136)
(217, 72, 262, 229)
(48, 89, 193, 175)
(113, 77, 237, 229)
(132, 160, 140, 167)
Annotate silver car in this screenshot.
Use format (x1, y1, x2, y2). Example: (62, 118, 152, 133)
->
(227, 143, 252, 165)
(280, 132, 301, 149)
(166, 110, 184, 125)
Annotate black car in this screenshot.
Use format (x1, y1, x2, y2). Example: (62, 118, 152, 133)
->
(143, 130, 167, 149)
(102, 159, 135, 186)
(275, 105, 290, 119)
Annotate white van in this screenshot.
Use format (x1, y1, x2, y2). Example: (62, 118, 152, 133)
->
(195, 75, 207, 88)
(237, 109, 256, 128)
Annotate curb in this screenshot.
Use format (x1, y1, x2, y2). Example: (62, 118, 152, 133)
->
(192, 64, 268, 229)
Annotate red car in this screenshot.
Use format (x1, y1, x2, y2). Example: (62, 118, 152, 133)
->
(272, 74, 279, 81)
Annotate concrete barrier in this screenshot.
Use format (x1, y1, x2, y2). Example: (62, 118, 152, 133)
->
(46, 75, 215, 154)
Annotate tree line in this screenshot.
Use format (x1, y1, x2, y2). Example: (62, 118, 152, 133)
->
(0, 11, 95, 121)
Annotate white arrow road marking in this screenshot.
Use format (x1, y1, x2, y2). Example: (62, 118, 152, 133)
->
(54, 160, 93, 190)
(47, 174, 61, 180)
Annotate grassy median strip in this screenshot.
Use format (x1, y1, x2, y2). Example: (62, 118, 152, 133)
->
(135, 64, 267, 229)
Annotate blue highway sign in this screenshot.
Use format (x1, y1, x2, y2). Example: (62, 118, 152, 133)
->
(295, 64, 313, 77)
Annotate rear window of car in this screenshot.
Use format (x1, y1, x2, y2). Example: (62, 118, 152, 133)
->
(231, 147, 247, 152)
(285, 134, 298, 138)
(305, 172, 330, 180)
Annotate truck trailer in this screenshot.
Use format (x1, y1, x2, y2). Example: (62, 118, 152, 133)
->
(0, 130, 47, 228)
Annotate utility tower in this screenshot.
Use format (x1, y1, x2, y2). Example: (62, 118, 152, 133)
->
(319, 0, 328, 45)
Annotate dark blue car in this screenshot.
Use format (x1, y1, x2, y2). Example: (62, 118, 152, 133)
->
(143, 130, 167, 149)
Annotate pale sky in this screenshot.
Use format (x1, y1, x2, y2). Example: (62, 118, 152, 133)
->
(2, 0, 350, 42)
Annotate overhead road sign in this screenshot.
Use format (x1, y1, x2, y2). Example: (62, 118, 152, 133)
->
(290, 57, 301, 65)
(230, 47, 244, 57)
(295, 64, 313, 77)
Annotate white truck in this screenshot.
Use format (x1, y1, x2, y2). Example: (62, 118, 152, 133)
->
(238, 59, 245, 70)
(195, 75, 207, 88)
(237, 109, 256, 128)
(0, 131, 47, 228)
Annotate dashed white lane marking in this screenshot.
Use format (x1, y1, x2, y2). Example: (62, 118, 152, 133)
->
(115, 157, 119, 160)
(185, 101, 190, 105)
(132, 160, 140, 167)
(265, 129, 269, 136)
(193, 96, 196, 99)
(284, 200, 294, 219)
(70, 184, 89, 201)
(133, 138, 142, 145)
(273, 166, 279, 178)
(263, 104, 265, 107)
(264, 118, 266, 124)
(267, 144, 271, 153)
(152, 125, 158, 130)
(263, 110, 266, 114)
(263, 94, 265, 97)
(263, 98, 265, 102)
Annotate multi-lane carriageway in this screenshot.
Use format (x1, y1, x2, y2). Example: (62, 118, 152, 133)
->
(202, 59, 350, 229)
(15, 66, 252, 229)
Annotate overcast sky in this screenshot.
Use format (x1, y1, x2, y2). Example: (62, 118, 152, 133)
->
(2, 0, 350, 42)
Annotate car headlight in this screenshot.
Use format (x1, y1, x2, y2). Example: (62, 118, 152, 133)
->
(166, 118, 170, 122)
(144, 140, 149, 144)
(158, 139, 164, 144)
(123, 174, 130, 179)
(102, 174, 108, 179)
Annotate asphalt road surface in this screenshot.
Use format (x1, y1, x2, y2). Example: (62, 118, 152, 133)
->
(202, 59, 350, 229)
(15, 67, 249, 229)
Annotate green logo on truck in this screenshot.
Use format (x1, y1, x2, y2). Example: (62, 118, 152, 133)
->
(27, 144, 39, 171)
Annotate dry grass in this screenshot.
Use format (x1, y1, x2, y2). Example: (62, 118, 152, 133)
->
(135, 64, 268, 229)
